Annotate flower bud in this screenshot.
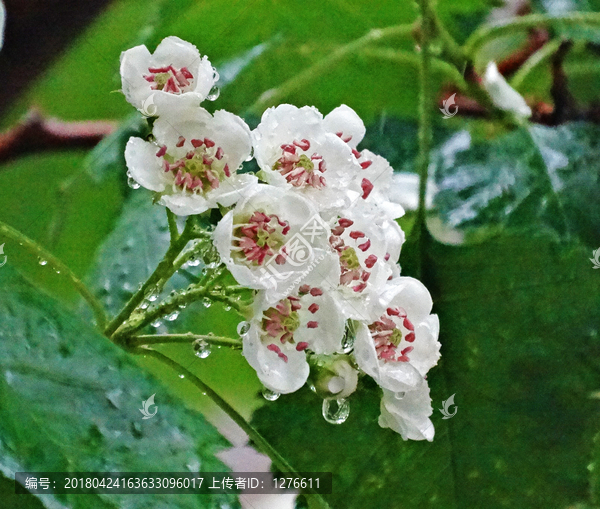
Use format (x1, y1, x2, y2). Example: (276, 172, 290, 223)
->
(310, 355, 359, 400)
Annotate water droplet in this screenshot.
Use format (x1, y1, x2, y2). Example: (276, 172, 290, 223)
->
(341, 322, 356, 354)
(151, 319, 162, 328)
(38, 258, 47, 266)
(179, 374, 185, 379)
(165, 311, 179, 321)
(237, 321, 251, 337)
(187, 258, 201, 267)
(147, 292, 159, 302)
(245, 147, 255, 162)
(139, 300, 150, 310)
(212, 67, 220, 81)
(262, 388, 280, 401)
(322, 398, 350, 424)
(127, 176, 141, 189)
(54, 269, 61, 274)
(202, 298, 212, 308)
(207, 85, 220, 101)
(394, 392, 406, 400)
(223, 304, 231, 311)
(193, 339, 211, 358)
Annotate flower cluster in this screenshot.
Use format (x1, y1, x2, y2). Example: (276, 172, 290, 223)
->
(121, 37, 440, 441)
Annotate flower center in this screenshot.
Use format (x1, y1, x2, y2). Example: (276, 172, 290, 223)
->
(369, 306, 416, 363)
(157, 137, 229, 194)
(272, 139, 327, 189)
(262, 297, 311, 362)
(144, 65, 194, 94)
(232, 211, 290, 266)
(329, 217, 377, 293)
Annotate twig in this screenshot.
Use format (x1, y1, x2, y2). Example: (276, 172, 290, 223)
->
(0, 109, 115, 165)
(129, 333, 242, 349)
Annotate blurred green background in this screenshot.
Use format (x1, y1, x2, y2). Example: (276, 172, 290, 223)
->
(0, 0, 599, 508)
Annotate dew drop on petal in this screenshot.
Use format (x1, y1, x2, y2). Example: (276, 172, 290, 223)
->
(193, 339, 211, 359)
(245, 146, 255, 162)
(322, 398, 350, 424)
(207, 86, 220, 101)
(127, 176, 141, 189)
(262, 388, 280, 401)
(236, 321, 251, 337)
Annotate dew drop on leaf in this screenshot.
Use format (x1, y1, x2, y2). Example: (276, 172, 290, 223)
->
(193, 339, 211, 359)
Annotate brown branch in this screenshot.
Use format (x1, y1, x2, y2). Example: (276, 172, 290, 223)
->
(0, 109, 117, 165)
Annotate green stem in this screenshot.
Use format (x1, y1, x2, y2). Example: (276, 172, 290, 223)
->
(247, 24, 414, 114)
(104, 216, 197, 338)
(166, 209, 179, 243)
(414, 1, 435, 280)
(130, 333, 242, 349)
(0, 220, 107, 330)
(141, 348, 330, 507)
(464, 12, 600, 57)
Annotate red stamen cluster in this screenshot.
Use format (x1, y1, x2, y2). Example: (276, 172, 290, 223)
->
(235, 211, 290, 265)
(369, 306, 416, 362)
(144, 65, 194, 94)
(274, 139, 327, 188)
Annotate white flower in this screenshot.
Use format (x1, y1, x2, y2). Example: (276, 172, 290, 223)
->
(483, 62, 532, 119)
(213, 185, 337, 302)
(325, 202, 403, 320)
(243, 286, 346, 394)
(120, 36, 217, 114)
(354, 277, 440, 392)
(378, 383, 435, 441)
(125, 107, 255, 215)
(252, 105, 361, 211)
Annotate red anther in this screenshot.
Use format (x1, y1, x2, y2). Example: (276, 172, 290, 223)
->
(203, 156, 213, 166)
(361, 178, 374, 199)
(319, 160, 326, 172)
(148, 66, 171, 73)
(309, 288, 323, 296)
(299, 284, 310, 294)
(397, 355, 409, 362)
(144, 75, 155, 82)
(224, 164, 231, 177)
(293, 139, 311, 151)
(360, 160, 372, 169)
(191, 139, 203, 148)
(365, 254, 378, 268)
(387, 307, 400, 316)
(384, 252, 391, 261)
(349, 230, 365, 239)
(400, 346, 414, 356)
(336, 131, 344, 137)
(307, 321, 319, 329)
(296, 342, 309, 351)
(403, 317, 414, 331)
(156, 145, 167, 157)
(186, 151, 195, 159)
(281, 144, 296, 154)
(180, 67, 193, 79)
(358, 239, 371, 252)
(405, 332, 416, 343)
(164, 77, 179, 93)
(308, 303, 319, 314)
(338, 218, 354, 228)
(215, 147, 224, 160)
(176, 136, 185, 147)
(332, 225, 345, 236)
(163, 160, 171, 172)
(361, 271, 371, 282)
(275, 254, 286, 265)
(342, 135, 352, 143)
(204, 138, 215, 148)
(279, 353, 288, 362)
(352, 282, 367, 292)
(268, 343, 282, 354)
(352, 148, 361, 158)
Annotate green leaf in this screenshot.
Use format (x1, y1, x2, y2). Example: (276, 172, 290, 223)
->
(433, 122, 600, 247)
(252, 231, 600, 508)
(0, 266, 239, 509)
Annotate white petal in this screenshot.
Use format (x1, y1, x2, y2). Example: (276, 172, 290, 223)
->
(323, 104, 366, 147)
(120, 44, 154, 111)
(243, 324, 309, 394)
(159, 193, 210, 216)
(124, 137, 167, 192)
(409, 314, 441, 376)
(380, 277, 434, 325)
(483, 62, 532, 118)
(295, 291, 345, 355)
(378, 385, 435, 441)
